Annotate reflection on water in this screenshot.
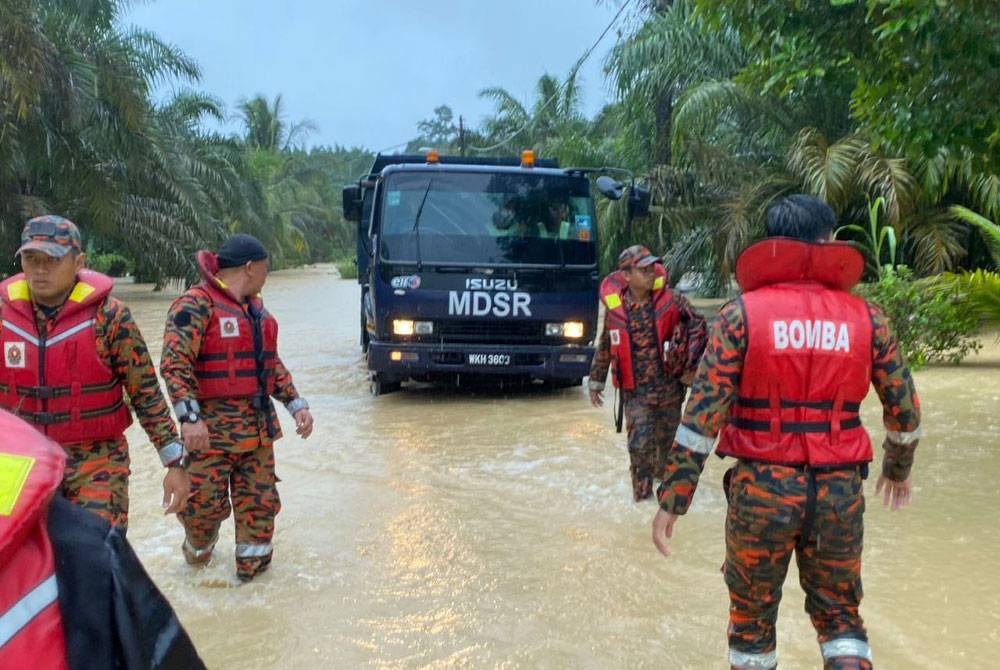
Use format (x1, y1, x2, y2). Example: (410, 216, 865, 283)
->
(114, 267, 999, 669)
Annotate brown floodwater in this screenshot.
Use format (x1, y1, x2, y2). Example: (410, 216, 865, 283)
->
(116, 265, 999, 669)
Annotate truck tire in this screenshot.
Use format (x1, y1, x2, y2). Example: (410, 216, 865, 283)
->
(370, 373, 401, 396)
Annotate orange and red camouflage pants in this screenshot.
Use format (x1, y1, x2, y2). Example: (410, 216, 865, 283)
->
(61, 438, 131, 529)
(624, 395, 682, 501)
(179, 443, 281, 581)
(724, 461, 872, 670)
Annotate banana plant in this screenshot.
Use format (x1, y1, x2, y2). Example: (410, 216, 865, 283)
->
(835, 196, 897, 277)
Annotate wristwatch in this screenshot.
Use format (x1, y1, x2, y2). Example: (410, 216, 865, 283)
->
(175, 399, 201, 424)
(179, 410, 200, 424)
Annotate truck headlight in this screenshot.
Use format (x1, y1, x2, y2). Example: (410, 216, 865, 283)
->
(393, 319, 414, 336)
(393, 319, 433, 336)
(545, 321, 585, 338)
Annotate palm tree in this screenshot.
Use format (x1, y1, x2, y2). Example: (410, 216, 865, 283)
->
(236, 94, 317, 152)
(476, 71, 602, 164)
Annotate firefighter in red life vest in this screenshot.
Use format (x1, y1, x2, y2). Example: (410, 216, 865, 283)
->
(589, 245, 707, 502)
(651, 195, 922, 670)
(0, 215, 189, 529)
(0, 408, 204, 669)
(161, 234, 314, 583)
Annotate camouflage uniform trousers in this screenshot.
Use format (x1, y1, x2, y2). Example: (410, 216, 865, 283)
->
(61, 437, 131, 530)
(724, 461, 872, 670)
(179, 443, 281, 581)
(623, 394, 682, 501)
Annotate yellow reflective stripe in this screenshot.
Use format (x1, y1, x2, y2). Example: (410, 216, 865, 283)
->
(68, 281, 96, 303)
(0, 453, 35, 516)
(6, 279, 30, 302)
(653, 276, 665, 291)
(604, 294, 622, 310)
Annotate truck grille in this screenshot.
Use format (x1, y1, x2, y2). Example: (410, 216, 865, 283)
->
(434, 319, 544, 344)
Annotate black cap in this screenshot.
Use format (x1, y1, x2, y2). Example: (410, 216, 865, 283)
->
(217, 234, 268, 269)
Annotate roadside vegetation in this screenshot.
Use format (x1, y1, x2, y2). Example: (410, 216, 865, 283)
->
(1, 0, 997, 364)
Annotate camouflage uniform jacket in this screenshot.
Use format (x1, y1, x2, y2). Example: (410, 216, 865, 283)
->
(161, 290, 301, 452)
(657, 299, 922, 514)
(589, 291, 707, 405)
(0, 295, 180, 460)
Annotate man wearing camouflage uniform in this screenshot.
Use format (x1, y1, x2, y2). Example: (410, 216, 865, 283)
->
(161, 233, 313, 582)
(0, 215, 189, 529)
(589, 245, 707, 501)
(651, 195, 922, 670)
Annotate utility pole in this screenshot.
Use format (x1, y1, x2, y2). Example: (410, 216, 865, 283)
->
(459, 116, 466, 156)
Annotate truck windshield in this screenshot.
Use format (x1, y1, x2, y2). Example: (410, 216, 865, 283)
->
(378, 171, 597, 266)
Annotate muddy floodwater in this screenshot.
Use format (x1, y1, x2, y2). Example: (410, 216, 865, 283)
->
(116, 265, 999, 669)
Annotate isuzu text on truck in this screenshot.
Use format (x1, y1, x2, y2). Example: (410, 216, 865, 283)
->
(342, 151, 646, 395)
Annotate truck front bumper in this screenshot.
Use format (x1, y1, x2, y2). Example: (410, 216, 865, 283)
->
(367, 341, 594, 381)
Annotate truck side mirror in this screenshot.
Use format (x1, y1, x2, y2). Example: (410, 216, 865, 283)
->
(596, 175, 624, 201)
(627, 184, 651, 220)
(342, 185, 362, 222)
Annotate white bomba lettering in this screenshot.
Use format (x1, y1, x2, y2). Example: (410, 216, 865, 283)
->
(448, 291, 532, 317)
(773, 320, 850, 352)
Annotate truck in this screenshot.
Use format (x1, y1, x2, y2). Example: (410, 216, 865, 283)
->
(342, 150, 647, 395)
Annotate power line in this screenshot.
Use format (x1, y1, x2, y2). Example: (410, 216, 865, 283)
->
(468, 0, 633, 154)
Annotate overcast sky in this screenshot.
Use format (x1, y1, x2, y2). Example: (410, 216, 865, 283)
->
(123, 1, 628, 152)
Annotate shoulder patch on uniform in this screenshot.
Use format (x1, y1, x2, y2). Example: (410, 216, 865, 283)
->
(0, 453, 35, 516)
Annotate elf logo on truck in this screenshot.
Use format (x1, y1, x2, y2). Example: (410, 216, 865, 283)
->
(448, 291, 532, 317)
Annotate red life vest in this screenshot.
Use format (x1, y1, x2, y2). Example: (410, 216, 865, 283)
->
(717, 238, 874, 467)
(0, 410, 70, 669)
(599, 263, 681, 391)
(0, 271, 131, 443)
(192, 251, 278, 400)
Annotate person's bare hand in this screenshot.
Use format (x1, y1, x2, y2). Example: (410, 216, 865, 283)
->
(589, 389, 603, 408)
(181, 420, 210, 453)
(293, 408, 314, 438)
(652, 508, 679, 557)
(162, 467, 190, 515)
(875, 475, 912, 510)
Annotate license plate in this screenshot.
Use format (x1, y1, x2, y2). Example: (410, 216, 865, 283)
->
(468, 353, 511, 366)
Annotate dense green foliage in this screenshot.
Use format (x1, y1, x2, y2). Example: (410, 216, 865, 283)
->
(0, 0, 368, 284)
(857, 266, 981, 368)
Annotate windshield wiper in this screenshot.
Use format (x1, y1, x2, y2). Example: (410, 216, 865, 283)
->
(411, 178, 433, 272)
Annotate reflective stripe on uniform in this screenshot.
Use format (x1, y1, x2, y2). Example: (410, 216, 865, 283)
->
(44, 319, 95, 347)
(183, 537, 216, 558)
(653, 276, 665, 291)
(603, 294, 621, 310)
(886, 427, 922, 445)
(675, 424, 717, 454)
(157, 441, 185, 467)
(729, 648, 777, 669)
(235, 542, 273, 558)
(0, 573, 58, 649)
(1, 320, 38, 347)
(821, 637, 872, 661)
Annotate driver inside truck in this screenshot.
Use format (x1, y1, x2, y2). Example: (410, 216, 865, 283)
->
(490, 197, 525, 237)
(539, 200, 572, 240)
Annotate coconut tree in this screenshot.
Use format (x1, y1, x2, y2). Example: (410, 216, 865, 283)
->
(237, 94, 317, 153)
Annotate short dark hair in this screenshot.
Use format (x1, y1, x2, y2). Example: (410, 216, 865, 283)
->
(765, 194, 837, 242)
